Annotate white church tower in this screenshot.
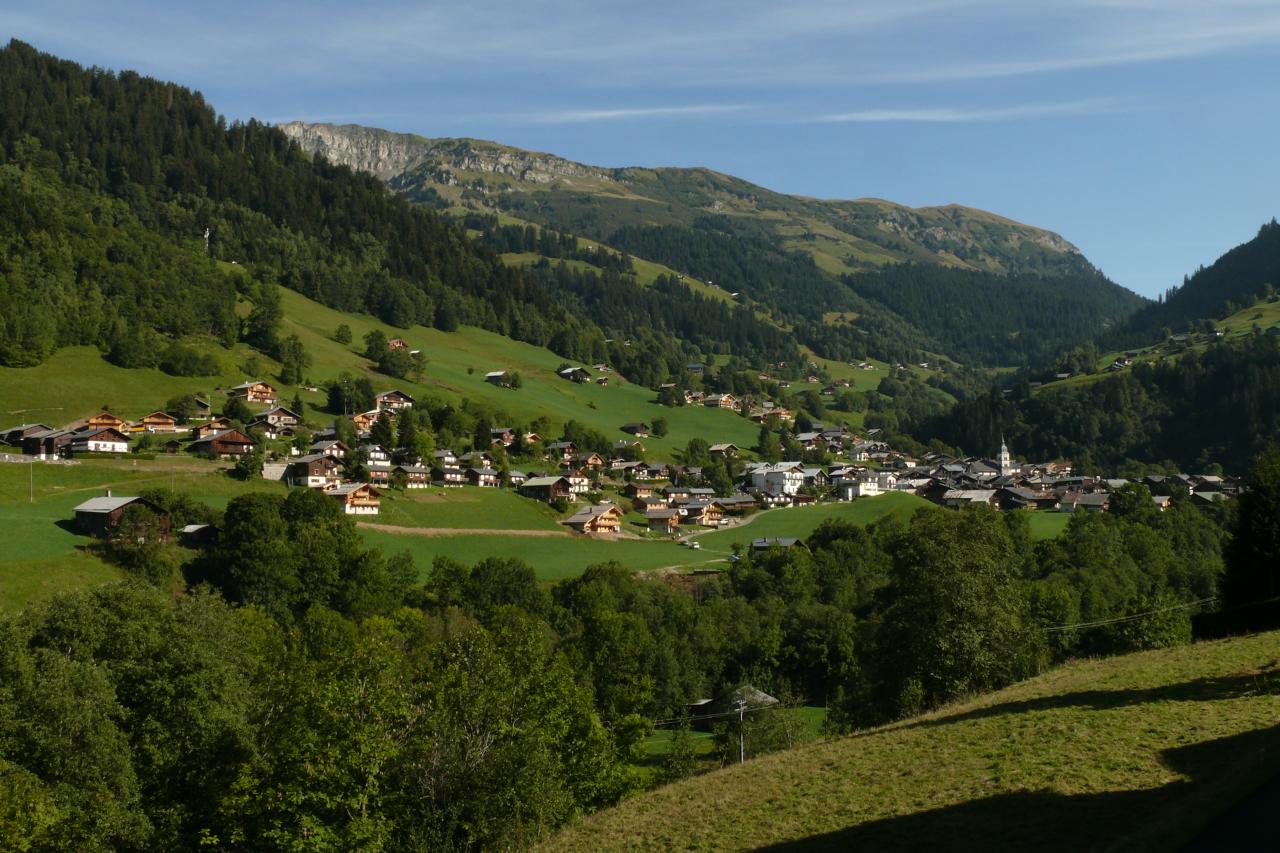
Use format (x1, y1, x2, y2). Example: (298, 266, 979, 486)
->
(999, 435, 1014, 477)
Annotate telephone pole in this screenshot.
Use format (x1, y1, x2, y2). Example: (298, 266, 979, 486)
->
(737, 699, 746, 764)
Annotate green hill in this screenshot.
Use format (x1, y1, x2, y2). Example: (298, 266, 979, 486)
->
(544, 630, 1280, 852)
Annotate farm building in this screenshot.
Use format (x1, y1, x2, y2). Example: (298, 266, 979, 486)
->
(520, 476, 572, 503)
(72, 494, 169, 541)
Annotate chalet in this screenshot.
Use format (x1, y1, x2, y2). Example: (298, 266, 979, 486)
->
(681, 500, 724, 527)
(491, 427, 516, 447)
(72, 494, 169, 541)
(645, 508, 681, 533)
(71, 427, 130, 455)
(999, 487, 1060, 511)
(1, 423, 52, 447)
(716, 494, 759, 513)
(749, 462, 805, 497)
(138, 411, 178, 433)
(623, 483, 657, 500)
(311, 439, 349, 459)
(620, 422, 651, 437)
(704, 393, 737, 409)
(635, 496, 669, 513)
(564, 504, 624, 534)
(327, 482, 381, 515)
(179, 523, 215, 548)
(287, 454, 343, 488)
(189, 429, 256, 458)
(484, 370, 512, 386)
(613, 439, 646, 455)
(593, 363, 611, 373)
(387, 338, 410, 350)
(507, 470, 528, 486)
(432, 466, 467, 487)
(558, 366, 592, 383)
(22, 429, 74, 458)
(709, 443, 740, 458)
(664, 485, 693, 501)
(802, 467, 830, 487)
(160, 439, 182, 454)
(228, 381, 278, 406)
(570, 452, 606, 471)
(545, 441, 577, 462)
(351, 410, 381, 434)
(520, 476, 573, 503)
(595, 376, 609, 386)
(246, 418, 285, 440)
(467, 467, 500, 488)
(942, 489, 1000, 508)
(375, 390, 415, 411)
(192, 397, 212, 416)
(191, 418, 233, 440)
(360, 444, 392, 465)
(260, 407, 302, 428)
(87, 412, 127, 431)
(565, 469, 590, 495)
(1059, 492, 1111, 513)
(394, 464, 430, 488)
(751, 537, 805, 552)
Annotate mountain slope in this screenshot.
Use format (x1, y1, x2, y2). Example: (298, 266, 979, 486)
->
(543, 631, 1280, 852)
(279, 122, 1086, 277)
(281, 122, 1148, 369)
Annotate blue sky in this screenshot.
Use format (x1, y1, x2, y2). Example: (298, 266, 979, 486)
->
(5, 0, 1280, 297)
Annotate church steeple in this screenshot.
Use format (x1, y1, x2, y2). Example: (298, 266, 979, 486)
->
(999, 434, 1013, 476)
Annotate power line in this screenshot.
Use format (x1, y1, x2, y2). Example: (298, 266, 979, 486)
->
(1043, 597, 1218, 633)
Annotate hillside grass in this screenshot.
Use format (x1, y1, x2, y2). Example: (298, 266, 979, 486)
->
(373, 487, 564, 531)
(359, 528, 696, 581)
(689, 492, 933, 555)
(544, 631, 1280, 852)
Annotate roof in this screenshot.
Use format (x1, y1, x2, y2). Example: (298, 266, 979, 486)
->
(752, 537, 803, 548)
(74, 496, 141, 514)
(328, 483, 379, 497)
(645, 508, 681, 519)
(523, 476, 569, 488)
(566, 504, 622, 524)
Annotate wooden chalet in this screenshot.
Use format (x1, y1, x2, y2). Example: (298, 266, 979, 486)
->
(191, 417, 233, 440)
(623, 483, 656, 500)
(71, 427, 130, 454)
(484, 370, 511, 386)
(558, 366, 592, 383)
(704, 393, 737, 410)
(351, 409, 381, 434)
(569, 452, 606, 471)
(287, 454, 342, 488)
(261, 407, 301, 428)
(310, 439, 348, 459)
(138, 411, 178, 433)
(375, 390, 415, 411)
(228, 381, 278, 406)
(564, 504, 624, 534)
(645, 508, 681, 533)
(467, 467, 500, 488)
(507, 470, 528, 486)
(709, 443, 740, 458)
(681, 500, 725, 527)
(189, 429, 256, 458)
(546, 441, 577, 462)
(620, 422, 651, 437)
(1, 423, 51, 446)
(87, 411, 127, 431)
(387, 338, 410, 350)
(22, 428, 74, 458)
(432, 466, 467, 487)
(519, 476, 572, 503)
(72, 494, 169, 541)
(326, 482, 381, 515)
(394, 464, 430, 488)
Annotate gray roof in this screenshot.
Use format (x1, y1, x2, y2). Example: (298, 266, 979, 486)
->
(73, 496, 141, 514)
(523, 476, 569, 488)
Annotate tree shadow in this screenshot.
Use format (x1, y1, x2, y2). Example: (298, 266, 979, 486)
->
(759, 724, 1280, 852)
(889, 666, 1280, 736)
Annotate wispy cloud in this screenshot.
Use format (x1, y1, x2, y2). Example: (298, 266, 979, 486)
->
(813, 98, 1136, 123)
(519, 105, 750, 124)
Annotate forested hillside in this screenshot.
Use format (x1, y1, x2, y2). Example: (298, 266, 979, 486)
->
(844, 263, 1145, 366)
(0, 41, 806, 382)
(1121, 220, 1280, 341)
(915, 334, 1280, 473)
(283, 121, 1146, 370)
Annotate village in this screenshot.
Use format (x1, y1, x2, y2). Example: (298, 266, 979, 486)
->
(1, 363, 1241, 551)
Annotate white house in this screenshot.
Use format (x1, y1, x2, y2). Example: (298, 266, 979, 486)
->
(750, 462, 806, 497)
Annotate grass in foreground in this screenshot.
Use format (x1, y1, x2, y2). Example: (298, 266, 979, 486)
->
(543, 631, 1280, 852)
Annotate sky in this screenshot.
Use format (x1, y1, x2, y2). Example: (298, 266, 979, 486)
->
(4, 0, 1280, 298)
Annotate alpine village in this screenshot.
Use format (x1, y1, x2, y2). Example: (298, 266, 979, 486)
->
(1, 22, 1279, 853)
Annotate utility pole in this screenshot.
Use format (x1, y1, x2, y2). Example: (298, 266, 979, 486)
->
(737, 699, 746, 764)
(29, 456, 34, 503)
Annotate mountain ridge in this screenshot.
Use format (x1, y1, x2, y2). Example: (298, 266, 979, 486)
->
(279, 120, 1085, 276)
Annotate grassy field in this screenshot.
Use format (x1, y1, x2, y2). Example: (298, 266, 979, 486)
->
(0, 458, 287, 612)
(689, 492, 933, 555)
(1028, 511, 1071, 541)
(359, 528, 696, 581)
(373, 487, 564, 531)
(544, 630, 1280, 852)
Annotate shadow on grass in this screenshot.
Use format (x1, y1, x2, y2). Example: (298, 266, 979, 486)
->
(760, 724, 1280, 852)
(891, 666, 1280, 736)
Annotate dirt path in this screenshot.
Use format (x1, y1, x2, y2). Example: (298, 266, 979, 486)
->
(679, 507, 773, 542)
(357, 522, 570, 538)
